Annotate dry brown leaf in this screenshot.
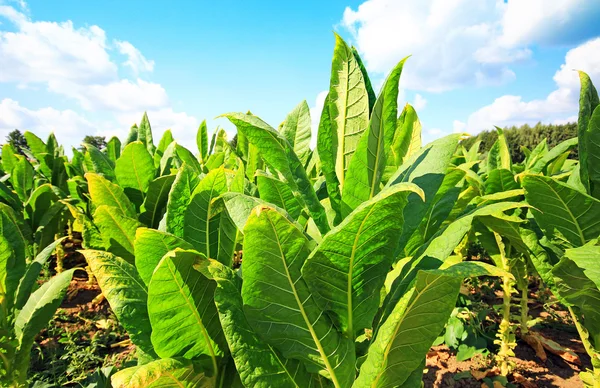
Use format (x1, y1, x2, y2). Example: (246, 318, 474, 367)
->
(521, 332, 547, 361)
(493, 381, 504, 388)
(513, 372, 538, 388)
(535, 332, 581, 365)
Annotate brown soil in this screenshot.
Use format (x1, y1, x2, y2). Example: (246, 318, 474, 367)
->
(423, 304, 590, 387)
(30, 242, 135, 385)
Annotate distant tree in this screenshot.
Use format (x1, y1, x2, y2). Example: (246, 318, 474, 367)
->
(6, 129, 29, 155)
(461, 121, 578, 162)
(81, 135, 107, 151)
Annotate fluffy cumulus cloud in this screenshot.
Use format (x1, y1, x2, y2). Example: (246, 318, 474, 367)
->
(342, 0, 600, 92)
(465, 38, 600, 133)
(114, 40, 155, 74)
(0, 4, 197, 149)
(413, 94, 427, 111)
(0, 98, 96, 142)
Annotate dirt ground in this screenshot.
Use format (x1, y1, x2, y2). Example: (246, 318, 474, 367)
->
(423, 314, 590, 387)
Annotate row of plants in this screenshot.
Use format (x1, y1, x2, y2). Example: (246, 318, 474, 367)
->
(1, 33, 599, 387)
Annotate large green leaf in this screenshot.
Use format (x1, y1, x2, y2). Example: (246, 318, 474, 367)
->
(86, 173, 136, 218)
(403, 168, 465, 256)
(563, 244, 600, 291)
(197, 120, 209, 164)
(14, 237, 66, 310)
(211, 192, 294, 233)
(529, 137, 578, 174)
(13, 269, 75, 377)
(176, 144, 203, 175)
(342, 57, 408, 213)
(154, 129, 174, 168)
(24, 183, 59, 232)
(139, 174, 176, 229)
(390, 104, 422, 168)
(328, 33, 369, 189)
(83, 144, 116, 181)
(0, 235, 14, 311)
(552, 256, 600, 350)
(256, 173, 302, 220)
(386, 134, 461, 256)
(111, 358, 214, 388)
(123, 124, 139, 149)
(317, 93, 343, 225)
(487, 127, 511, 171)
(115, 141, 156, 206)
(184, 168, 228, 256)
(577, 71, 599, 192)
(148, 249, 226, 373)
(0, 204, 32, 307)
(355, 262, 508, 387)
(303, 183, 423, 337)
(0, 179, 20, 211)
(23, 131, 46, 159)
(1, 143, 18, 174)
(352, 47, 376, 114)
(82, 250, 156, 358)
(485, 169, 518, 195)
(378, 202, 526, 330)
(587, 106, 600, 198)
(522, 174, 600, 247)
(10, 156, 34, 201)
(242, 207, 355, 387)
(106, 136, 121, 163)
(134, 228, 193, 285)
(165, 164, 200, 237)
(197, 258, 315, 388)
(221, 112, 329, 234)
(137, 112, 156, 155)
(93, 205, 142, 263)
(280, 100, 312, 165)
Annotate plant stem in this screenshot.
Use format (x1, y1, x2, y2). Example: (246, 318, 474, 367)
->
(520, 286, 529, 335)
(55, 234, 65, 273)
(494, 232, 515, 376)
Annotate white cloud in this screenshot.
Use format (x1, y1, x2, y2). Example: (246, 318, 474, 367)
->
(499, 0, 600, 47)
(342, 0, 600, 92)
(115, 40, 155, 74)
(51, 78, 169, 112)
(413, 93, 427, 111)
(309, 90, 328, 148)
(0, 6, 169, 113)
(0, 98, 96, 148)
(452, 120, 466, 133)
(0, 6, 116, 85)
(0, 5, 199, 150)
(465, 38, 600, 133)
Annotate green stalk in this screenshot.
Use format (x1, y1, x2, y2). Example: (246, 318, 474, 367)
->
(520, 286, 529, 335)
(493, 233, 515, 376)
(55, 234, 65, 273)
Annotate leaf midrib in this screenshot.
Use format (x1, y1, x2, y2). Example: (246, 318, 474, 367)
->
(265, 213, 342, 388)
(167, 259, 218, 374)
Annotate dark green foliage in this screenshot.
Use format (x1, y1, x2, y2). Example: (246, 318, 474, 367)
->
(462, 122, 578, 162)
(81, 136, 107, 151)
(6, 130, 29, 155)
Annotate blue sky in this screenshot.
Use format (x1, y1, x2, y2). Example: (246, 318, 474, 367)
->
(1, 0, 600, 150)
